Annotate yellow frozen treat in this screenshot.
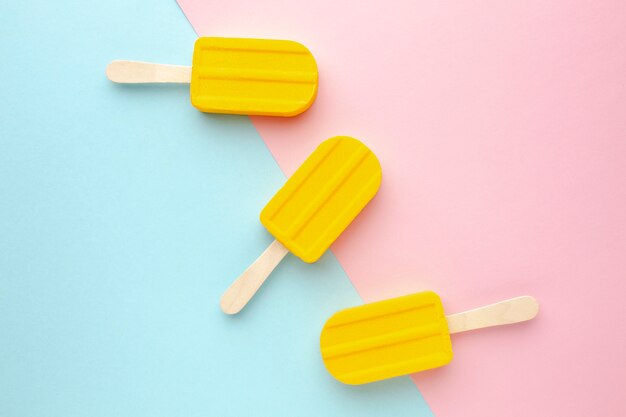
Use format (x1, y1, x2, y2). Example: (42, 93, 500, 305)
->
(190, 38, 318, 116)
(321, 292, 539, 384)
(261, 136, 382, 263)
(106, 37, 318, 117)
(322, 292, 452, 385)
(220, 136, 382, 315)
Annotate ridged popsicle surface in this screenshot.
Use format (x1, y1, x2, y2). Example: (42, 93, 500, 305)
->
(190, 37, 318, 116)
(260, 137, 381, 263)
(320, 292, 453, 384)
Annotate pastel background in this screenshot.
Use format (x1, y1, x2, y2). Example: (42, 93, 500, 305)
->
(0, 0, 432, 416)
(177, 0, 626, 416)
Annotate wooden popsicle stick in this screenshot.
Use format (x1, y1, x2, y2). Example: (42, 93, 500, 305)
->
(446, 296, 539, 334)
(220, 240, 289, 315)
(106, 60, 192, 83)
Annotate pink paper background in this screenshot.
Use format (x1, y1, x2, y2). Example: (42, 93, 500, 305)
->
(177, 1, 626, 415)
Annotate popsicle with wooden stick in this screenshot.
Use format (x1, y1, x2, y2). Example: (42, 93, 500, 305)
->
(220, 136, 382, 314)
(320, 292, 539, 384)
(106, 37, 318, 116)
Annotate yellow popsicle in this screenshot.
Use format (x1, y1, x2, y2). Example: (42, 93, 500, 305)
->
(220, 136, 382, 314)
(320, 292, 539, 384)
(190, 37, 318, 116)
(106, 37, 318, 117)
(261, 136, 382, 263)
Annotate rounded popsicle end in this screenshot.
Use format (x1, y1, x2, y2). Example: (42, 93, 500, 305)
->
(520, 295, 540, 320)
(220, 298, 243, 315)
(105, 60, 130, 83)
(320, 313, 361, 385)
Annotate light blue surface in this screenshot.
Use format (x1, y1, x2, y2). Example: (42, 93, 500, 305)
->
(0, 1, 433, 415)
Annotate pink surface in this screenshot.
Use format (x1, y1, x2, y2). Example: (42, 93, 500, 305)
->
(177, 1, 626, 415)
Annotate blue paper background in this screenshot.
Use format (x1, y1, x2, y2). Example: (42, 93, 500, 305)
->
(0, 1, 432, 415)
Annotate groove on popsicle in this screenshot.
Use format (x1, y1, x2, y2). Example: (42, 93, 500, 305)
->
(309, 172, 382, 254)
(200, 46, 312, 54)
(196, 69, 317, 84)
(324, 303, 435, 329)
(321, 322, 445, 359)
(326, 293, 445, 327)
(332, 353, 452, 384)
(197, 97, 311, 106)
(266, 139, 342, 219)
(285, 147, 369, 240)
